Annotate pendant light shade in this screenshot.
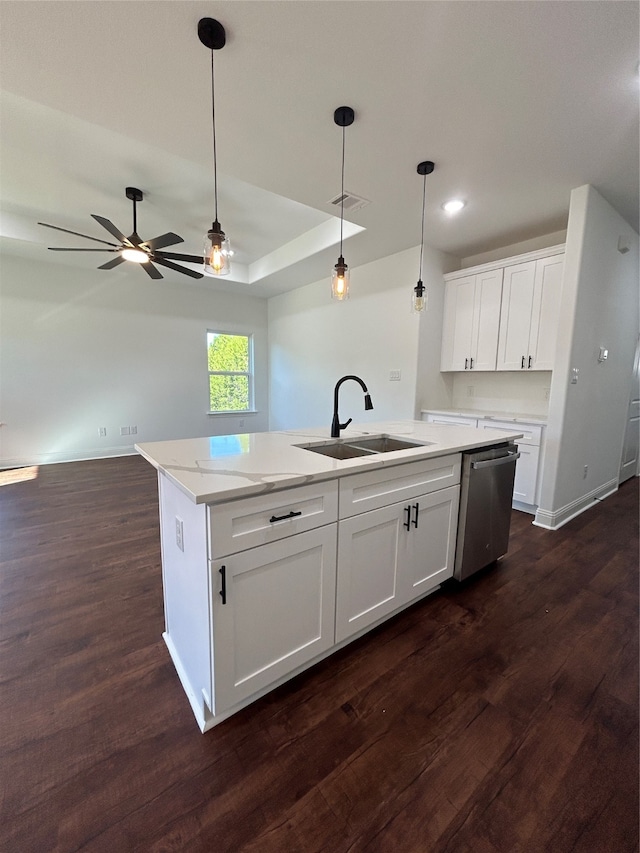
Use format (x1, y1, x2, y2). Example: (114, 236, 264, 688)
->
(331, 106, 355, 300)
(413, 160, 435, 312)
(199, 18, 232, 277)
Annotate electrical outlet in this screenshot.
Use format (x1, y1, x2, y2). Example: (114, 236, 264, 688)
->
(583, 465, 588, 479)
(120, 426, 130, 436)
(389, 370, 401, 381)
(571, 368, 579, 385)
(130, 425, 137, 435)
(238, 419, 245, 429)
(467, 386, 474, 398)
(98, 427, 107, 437)
(175, 517, 184, 552)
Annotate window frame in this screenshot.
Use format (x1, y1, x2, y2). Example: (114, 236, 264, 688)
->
(206, 330, 255, 415)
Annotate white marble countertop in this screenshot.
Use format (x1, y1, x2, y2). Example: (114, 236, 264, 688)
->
(136, 419, 523, 505)
(421, 408, 547, 425)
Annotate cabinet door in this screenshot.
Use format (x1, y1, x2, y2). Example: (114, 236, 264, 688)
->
(528, 255, 563, 370)
(512, 443, 540, 505)
(496, 261, 536, 370)
(335, 503, 405, 643)
(441, 275, 476, 371)
(471, 269, 503, 371)
(399, 485, 460, 603)
(211, 525, 337, 714)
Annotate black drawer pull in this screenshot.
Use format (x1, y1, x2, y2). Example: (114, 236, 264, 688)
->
(412, 503, 420, 529)
(269, 510, 303, 523)
(521, 355, 525, 369)
(469, 357, 474, 369)
(464, 358, 469, 370)
(528, 355, 532, 369)
(219, 565, 227, 605)
(404, 505, 411, 531)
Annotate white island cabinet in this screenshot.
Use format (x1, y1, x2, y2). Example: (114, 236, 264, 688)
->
(137, 419, 522, 731)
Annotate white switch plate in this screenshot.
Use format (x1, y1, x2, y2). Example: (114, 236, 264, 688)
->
(175, 517, 184, 552)
(570, 368, 579, 385)
(98, 427, 107, 437)
(120, 426, 130, 436)
(389, 370, 401, 381)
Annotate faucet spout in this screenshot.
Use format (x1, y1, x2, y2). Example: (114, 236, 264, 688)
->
(331, 375, 374, 438)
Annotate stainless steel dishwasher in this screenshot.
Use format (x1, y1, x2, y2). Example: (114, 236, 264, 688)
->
(454, 442, 520, 581)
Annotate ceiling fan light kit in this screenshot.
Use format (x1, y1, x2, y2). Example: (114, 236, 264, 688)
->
(38, 186, 204, 280)
(199, 18, 232, 277)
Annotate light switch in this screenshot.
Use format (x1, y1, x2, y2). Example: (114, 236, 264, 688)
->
(598, 347, 608, 363)
(389, 370, 401, 381)
(571, 368, 579, 385)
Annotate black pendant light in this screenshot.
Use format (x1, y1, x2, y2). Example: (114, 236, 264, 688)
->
(413, 160, 435, 312)
(198, 18, 232, 277)
(331, 106, 355, 300)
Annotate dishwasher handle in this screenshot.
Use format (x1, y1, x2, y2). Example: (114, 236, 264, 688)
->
(471, 449, 520, 470)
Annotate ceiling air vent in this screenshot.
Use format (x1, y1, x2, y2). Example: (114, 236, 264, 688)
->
(328, 191, 370, 213)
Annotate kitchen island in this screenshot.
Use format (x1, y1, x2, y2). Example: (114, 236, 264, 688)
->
(137, 419, 522, 731)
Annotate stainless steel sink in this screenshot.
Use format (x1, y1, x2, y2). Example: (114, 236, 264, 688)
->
(300, 442, 376, 459)
(296, 434, 432, 459)
(347, 435, 429, 453)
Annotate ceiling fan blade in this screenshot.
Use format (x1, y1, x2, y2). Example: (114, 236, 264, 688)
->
(38, 222, 119, 247)
(47, 247, 120, 252)
(153, 256, 204, 279)
(91, 215, 132, 246)
(98, 256, 127, 270)
(156, 251, 203, 264)
(141, 261, 163, 280)
(142, 232, 184, 252)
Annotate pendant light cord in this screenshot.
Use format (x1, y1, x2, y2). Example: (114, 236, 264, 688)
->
(210, 49, 218, 222)
(339, 124, 345, 255)
(419, 171, 427, 281)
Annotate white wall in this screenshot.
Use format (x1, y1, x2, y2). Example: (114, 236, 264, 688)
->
(536, 185, 639, 528)
(268, 245, 455, 433)
(0, 255, 269, 466)
(450, 371, 551, 417)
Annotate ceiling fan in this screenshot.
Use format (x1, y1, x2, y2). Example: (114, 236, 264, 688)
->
(38, 187, 204, 280)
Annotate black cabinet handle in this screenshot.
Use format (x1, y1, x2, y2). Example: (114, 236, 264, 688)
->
(269, 510, 303, 523)
(412, 503, 420, 528)
(219, 565, 227, 605)
(464, 358, 469, 370)
(470, 357, 474, 369)
(521, 355, 525, 369)
(404, 505, 411, 531)
(528, 355, 532, 369)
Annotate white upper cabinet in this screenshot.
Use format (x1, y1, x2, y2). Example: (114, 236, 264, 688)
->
(442, 246, 564, 373)
(528, 254, 564, 370)
(441, 269, 503, 371)
(496, 254, 564, 371)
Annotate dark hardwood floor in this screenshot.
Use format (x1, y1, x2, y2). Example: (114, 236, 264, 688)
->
(1, 456, 637, 852)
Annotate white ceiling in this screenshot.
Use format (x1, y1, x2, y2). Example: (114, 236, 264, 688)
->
(0, 1, 638, 297)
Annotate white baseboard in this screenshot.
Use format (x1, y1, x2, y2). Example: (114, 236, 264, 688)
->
(533, 478, 619, 530)
(1, 446, 138, 470)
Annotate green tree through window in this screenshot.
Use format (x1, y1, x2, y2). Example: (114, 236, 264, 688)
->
(207, 332, 253, 412)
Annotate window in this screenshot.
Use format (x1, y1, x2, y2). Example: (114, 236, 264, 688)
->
(207, 331, 253, 413)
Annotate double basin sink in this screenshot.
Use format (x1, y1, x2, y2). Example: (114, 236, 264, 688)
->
(296, 434, 433, 460)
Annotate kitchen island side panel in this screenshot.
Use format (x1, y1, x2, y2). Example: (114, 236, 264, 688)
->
(158, 471, 212, 728)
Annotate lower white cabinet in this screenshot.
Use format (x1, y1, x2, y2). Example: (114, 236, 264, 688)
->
(210, 524, 337, 714)
(335, 485, 460, 643)
(422, 412, 545, 512)
(159, 457, 463, 731)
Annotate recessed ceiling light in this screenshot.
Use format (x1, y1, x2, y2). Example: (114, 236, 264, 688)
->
(442, 199, 466, 214)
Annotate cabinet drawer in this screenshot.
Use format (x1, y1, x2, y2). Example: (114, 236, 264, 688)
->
(477, 419, 542, 446)
(423, 413, 478, 428)
(339, 454, 461, 519)
(208, 481, 338, 558)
